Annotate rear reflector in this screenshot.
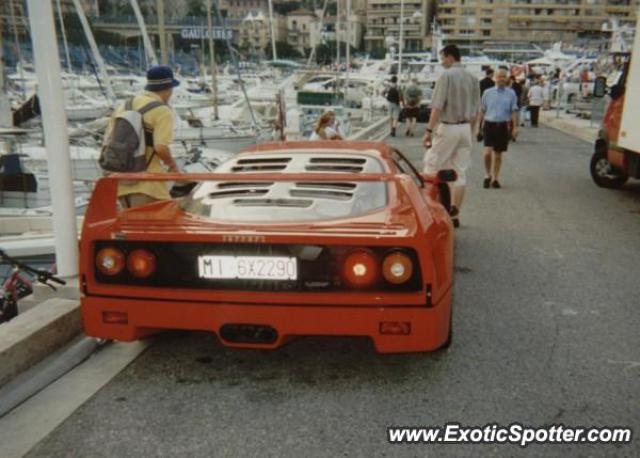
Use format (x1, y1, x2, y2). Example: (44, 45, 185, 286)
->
(379, 321, 411, 335)
(102, 311, 128, 325)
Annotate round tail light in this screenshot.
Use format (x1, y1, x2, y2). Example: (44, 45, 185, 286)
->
(382, 252, 413, 284)
(342, 249, 379, 288)
(126, 249, 157, 278)
(96, 247, 125, 276)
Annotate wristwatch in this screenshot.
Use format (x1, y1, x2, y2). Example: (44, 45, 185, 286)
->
(426, 127, 433, 134)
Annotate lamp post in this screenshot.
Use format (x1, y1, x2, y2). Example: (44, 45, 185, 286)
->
(206, 0, 219, 120)
(398, 0, 405, 78)
(26, 0, 78, 278)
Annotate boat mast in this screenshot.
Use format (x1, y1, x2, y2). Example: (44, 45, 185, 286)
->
(25, 0, 78, 278)
(306, 0, 330, 67)
(130, 0, 158, 67)
(8, 0, 25, 101)
(345, 0, 351, 99)
(267, 0, 277, 61)
(206, 0, 219, 120)
(157, 0, 168, 65)
(336, 0, 341, 70)
(55, 0, 73, 74)
(335, 0, 341, 99)
(71, 0, 116, 103)
(398, 0, 405, 79)
(0, 17, 12, 127)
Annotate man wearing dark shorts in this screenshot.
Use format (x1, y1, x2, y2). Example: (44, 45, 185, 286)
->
(404, 78, 422, 137)
(477, 68, 518, 189)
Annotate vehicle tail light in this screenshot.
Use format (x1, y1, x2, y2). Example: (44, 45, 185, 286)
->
(95, 247, 125, 276)
(342, 249, 379, 288)
(126, 249, 157, 278)
(379, 321, 411, 335)
(382, 252, 414, 284)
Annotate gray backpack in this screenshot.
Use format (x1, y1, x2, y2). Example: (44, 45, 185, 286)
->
(99, 98, 165, 172)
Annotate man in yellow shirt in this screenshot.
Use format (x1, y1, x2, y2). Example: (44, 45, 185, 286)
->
(114, 65, 180, 208)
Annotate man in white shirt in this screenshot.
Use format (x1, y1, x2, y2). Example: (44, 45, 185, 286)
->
(527, 79, 545, 127)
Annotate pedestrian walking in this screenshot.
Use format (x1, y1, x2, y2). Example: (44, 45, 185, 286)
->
(422, 45, 481, 228)
(385, 76, 404, 137)
(528, 78, 545, 127)
(404, 78, 422, 137)
(480, 68, 495, 96)
(309, 111, 343, 140)
(101, 65, 180, 208)
(509, 76, 523, 138)
(542, 76, 551, 110)
(478, 68, 519, 189)
(518, 77, 529, 126)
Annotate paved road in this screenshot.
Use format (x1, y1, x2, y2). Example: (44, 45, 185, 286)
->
(28, 126, 640, 457)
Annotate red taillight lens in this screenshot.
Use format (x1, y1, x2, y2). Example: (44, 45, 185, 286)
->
(95, 247, 125, 276)
(126, 249, 157, 278)
(382, 252, 414, 284)
(342, 249, 379, 288)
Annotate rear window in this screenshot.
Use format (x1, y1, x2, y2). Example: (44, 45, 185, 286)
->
(181, 180, 388, 223)
(180, 151, 389, 223)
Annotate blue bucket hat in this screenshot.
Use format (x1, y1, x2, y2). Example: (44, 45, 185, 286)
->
(145, 65, 180, 92)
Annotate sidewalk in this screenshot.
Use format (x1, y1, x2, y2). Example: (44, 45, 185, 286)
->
(539, 109, 599, 144)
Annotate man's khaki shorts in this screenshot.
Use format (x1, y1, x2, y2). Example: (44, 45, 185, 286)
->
(423, 123, 472, 186)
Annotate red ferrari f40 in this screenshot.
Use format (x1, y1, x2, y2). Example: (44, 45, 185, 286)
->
(80, 141, 455, 353)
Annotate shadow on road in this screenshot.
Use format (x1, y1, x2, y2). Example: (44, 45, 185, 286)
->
(134, 331, 451, 390)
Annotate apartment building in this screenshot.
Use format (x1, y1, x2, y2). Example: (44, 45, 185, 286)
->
(287, 9, 320, 53)
(286, 8, 365, 55)
(365, 0, 435, 54)
(437, 0, 640, 49)
(237, 11, 287, 57)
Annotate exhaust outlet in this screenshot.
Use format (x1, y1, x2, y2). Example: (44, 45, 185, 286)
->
(219, 324, 278, 344)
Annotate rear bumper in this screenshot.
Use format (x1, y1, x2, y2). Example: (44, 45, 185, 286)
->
(81, 290, 452, 353)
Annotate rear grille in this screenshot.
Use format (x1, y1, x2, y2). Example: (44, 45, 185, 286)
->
(232, 164, 288, 172)
(305, 157, 366, 173)
(305, 165, 364, 173)
(231, 158, 290, 172)
(232, 198, 312, 208)
(295, 182, 356, 191)
(216, 182, 274, 189)
(289, 189, 353, 201)
(208, 189, 269, 199)
(309, 157, 366, 165)
(93, 241, 422, 293)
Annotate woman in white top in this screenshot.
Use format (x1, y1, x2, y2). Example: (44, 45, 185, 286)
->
(527, 80, 545, 127)
(309, 111, 343, 141)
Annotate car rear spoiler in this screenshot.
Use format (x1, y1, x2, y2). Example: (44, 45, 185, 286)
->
(85, 172, 430, 224)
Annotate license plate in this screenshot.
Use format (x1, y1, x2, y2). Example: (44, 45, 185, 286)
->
(198, 255, 298, 281)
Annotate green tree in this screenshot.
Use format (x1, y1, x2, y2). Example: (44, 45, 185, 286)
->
(186, 0, 207, 17)
(370, 46, 387, 59)
(274, 1, 302, 15)
(265, 41, 303, 60)
(313, 40, 357, 64)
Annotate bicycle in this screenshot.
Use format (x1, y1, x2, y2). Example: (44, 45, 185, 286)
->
(0, 250, 66, 324)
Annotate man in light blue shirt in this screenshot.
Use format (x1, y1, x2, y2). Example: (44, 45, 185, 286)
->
(477, 68, 519, 189)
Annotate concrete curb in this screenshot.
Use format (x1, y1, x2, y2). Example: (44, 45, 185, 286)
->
(540, 112, 598, 144)
(0, 298, 81, 388)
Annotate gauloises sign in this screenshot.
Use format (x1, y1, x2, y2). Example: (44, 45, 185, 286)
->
(180, 27, 233, 40)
